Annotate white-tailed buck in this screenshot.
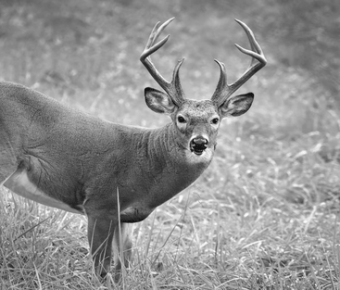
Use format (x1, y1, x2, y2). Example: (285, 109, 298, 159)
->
(0, 18, 266, 279)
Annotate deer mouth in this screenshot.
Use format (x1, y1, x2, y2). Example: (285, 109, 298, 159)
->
(190, 137, 208, 156)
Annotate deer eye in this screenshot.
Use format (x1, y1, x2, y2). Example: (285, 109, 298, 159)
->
(211, 118, 219, 124)
(177, 116, 186, 123)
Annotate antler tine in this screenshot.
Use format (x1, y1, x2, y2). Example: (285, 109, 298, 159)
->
(212, 60, 227, 98)
(211, 19, 267, 107)
(235, 19, 263, 61)
(140, 18, 185, 105)
(143, 18, 173, 55)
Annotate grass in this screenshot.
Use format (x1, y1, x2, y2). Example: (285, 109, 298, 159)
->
(0, 0, 340, 289)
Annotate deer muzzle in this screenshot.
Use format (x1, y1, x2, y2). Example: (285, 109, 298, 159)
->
(190, 137, 208, 156)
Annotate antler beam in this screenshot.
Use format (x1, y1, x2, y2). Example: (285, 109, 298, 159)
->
(211, 19, 267, 106)
(140, 18, 185, 105)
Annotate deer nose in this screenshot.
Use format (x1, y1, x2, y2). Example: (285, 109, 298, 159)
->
(190, 137, 209, 155)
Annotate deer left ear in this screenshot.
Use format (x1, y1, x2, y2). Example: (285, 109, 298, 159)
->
(219, 92, 254, 117)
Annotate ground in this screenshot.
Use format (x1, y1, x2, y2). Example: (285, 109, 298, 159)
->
(0, 0, 340, 289)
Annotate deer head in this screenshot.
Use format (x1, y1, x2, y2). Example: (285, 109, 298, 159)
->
(140, 18, 266, 161)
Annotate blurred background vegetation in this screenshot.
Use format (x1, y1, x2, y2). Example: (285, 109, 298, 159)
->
(0, 0, 340, 289)
(0, 0, 338, 122)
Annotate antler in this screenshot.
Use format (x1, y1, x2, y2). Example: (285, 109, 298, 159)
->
(211, 19, 267, 107)
(140, 18, 185, 105)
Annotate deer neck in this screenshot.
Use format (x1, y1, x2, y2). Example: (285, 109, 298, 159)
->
(134, 123, 213, 206)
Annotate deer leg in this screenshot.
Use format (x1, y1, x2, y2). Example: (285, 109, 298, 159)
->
(113, 222, 132, 282)
(87, 216, 116, 278)
(0, 152, 18, 188)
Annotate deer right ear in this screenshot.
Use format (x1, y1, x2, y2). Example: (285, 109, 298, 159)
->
(144, 87, 176, 114)
(219, 92, 254, 117)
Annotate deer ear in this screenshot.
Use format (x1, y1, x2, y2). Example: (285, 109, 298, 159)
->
(144, 87, 176, 114)
(219, 92, 254, 117)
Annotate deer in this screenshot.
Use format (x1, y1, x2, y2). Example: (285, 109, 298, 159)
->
(0, 18, 266, 280)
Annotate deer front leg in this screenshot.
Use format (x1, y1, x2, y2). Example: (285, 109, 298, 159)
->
(87, 216, 116, 278)
(113, 223, 133, 282)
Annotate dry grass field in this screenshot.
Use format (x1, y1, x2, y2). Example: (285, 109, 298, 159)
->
(0, 0, 340, 289)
